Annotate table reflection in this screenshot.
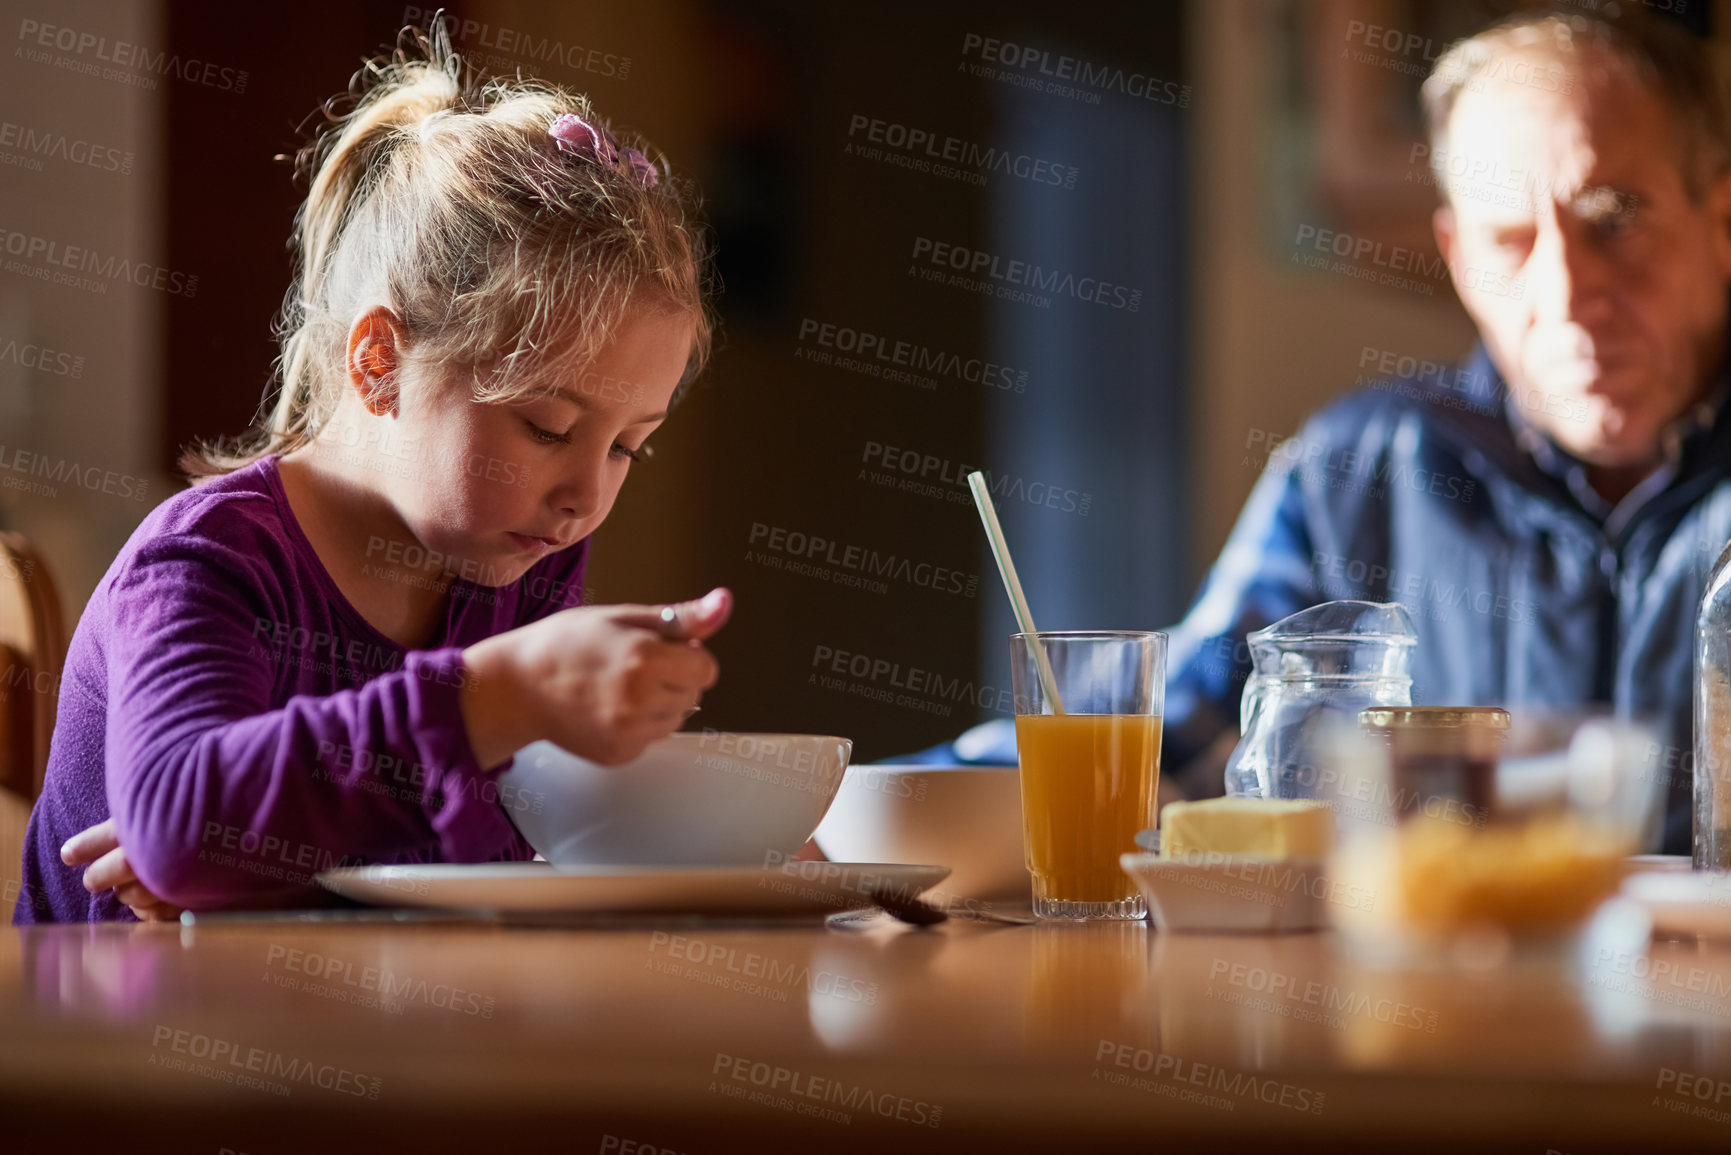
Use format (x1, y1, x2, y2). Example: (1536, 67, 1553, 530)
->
(11, 907, 1731, 1090)
(16, 926, 170, 1020)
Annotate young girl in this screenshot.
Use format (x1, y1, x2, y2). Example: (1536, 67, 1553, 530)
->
(15, 30, 728, 923)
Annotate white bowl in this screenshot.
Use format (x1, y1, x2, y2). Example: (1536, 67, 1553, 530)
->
(499, 732, 852, 867)
(812, 764, 1030, 902)
(1120, 852, 1329, 933)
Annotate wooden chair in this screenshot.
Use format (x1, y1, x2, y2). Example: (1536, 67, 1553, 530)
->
(0, 532, 67, 919)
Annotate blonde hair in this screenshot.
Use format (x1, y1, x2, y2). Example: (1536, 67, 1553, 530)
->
(1422, 6, 1731, 202)
(183, 25, 713, 478)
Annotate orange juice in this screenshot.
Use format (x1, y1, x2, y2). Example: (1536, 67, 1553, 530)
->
(1015, 713, 1162, 903)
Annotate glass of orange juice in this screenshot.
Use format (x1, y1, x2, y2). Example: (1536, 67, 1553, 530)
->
(1010, 631, 1166, 920)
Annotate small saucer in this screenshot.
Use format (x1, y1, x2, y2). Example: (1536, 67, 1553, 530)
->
(1119, 852, 1330, 933)
(1621, 870, 1731, 938)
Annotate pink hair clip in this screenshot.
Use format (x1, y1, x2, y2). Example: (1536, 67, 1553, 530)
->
(549, 113, 657, 188)
(619, 146, 660, 188)
(549, 113, 617, 164)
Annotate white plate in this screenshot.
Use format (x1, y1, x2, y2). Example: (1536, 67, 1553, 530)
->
(317, 861, 950, 919)
(1621, 870, 1731, 938)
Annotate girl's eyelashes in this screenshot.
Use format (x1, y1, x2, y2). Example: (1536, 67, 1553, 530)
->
(525, 419, 572, 446)
(525, 418, 651, 462)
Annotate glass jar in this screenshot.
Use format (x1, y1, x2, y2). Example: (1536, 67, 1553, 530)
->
(1696, 543, 1731, 868)
(1224, 601, 1416, 800)
(1336, 709, 1655, 964)
(1359, 706, 1510, 825)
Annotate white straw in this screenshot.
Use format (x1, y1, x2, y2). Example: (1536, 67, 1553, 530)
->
(967, 472, 1065, 715)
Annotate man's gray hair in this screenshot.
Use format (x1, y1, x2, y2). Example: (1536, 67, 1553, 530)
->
(1421, 5, 1731, 201)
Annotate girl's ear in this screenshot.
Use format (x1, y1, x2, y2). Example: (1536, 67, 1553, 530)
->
(1432, 203, 1458, 271)
(1709, 168, 1731, 281)
(346, 307, 404, 416)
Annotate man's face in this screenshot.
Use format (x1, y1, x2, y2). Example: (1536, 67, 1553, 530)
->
(1434, 47, 1731, 467)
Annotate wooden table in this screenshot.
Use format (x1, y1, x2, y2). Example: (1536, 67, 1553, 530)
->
(3, 908, 1730, 1154)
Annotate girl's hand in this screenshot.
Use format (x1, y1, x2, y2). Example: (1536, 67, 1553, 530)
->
(61, 819, 185, 921)
(462, 587, 733, 768)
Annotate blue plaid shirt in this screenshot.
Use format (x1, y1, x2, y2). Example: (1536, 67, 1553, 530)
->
(904, 347, 1731, 853)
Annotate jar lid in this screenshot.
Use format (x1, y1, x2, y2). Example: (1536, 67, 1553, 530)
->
(1358, 706, 1511, 729)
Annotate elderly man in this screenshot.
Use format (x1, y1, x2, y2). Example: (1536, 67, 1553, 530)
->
(917, 6, 1731, 854)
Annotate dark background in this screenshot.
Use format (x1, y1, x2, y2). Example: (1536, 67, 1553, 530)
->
(156, 0, 1192, 761)
(13, 1, 1694, 762)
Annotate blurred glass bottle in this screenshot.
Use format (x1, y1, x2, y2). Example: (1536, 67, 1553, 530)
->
(1695, 541, 1731, 868)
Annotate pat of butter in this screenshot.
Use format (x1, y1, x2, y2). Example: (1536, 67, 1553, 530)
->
(1160, 797, 1334, 860)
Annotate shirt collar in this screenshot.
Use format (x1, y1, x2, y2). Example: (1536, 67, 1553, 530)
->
(1499, 353, 1729, 528)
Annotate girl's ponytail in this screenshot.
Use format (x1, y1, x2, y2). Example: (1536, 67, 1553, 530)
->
(185, 29, 465, 475)
(182, 22, 711, 480)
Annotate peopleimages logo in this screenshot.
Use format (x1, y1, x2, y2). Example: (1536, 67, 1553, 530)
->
(1655, 1065, 1731, 1127)
(746, 522, 979, 598)
(910, 236, 1142, 312)
(0, 226, 197, 297)
(0, 444, 148, 500)
(1291, 225, 1524, 302)
(861, 440, 1091, 516)
(150, 1025, 381, 1099)
(810, 643, 1014, 718)
(846, 113, 1079, 189)
(711, 1053, 943, 1128)
(1206, 959, 1439, 1032)
(649, 932, 879, 1006)
(1093, 1039, 1326, 1114)
(405, 7, 631, 80)
(1355, 344, 1588, 425)
(0, 119, 133, 175)
(0, 337, 83, 378)
(796, 317, 1028, 393)
(16, 18, 249, 93)
(959, 33, 1191, 108)
(1339, 18, 1572, 93)
(1296, 223, 1445, 277)
(1310, 550, 1530, 628)
(1342, 18, 1450, 64)
(1407, 142, 1636, 222)
(1243, 425, 1478, 504)
(264, 944, 497, 1018)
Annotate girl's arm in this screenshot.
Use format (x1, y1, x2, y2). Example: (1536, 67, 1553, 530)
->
(103, 527, 729, 911)
(104, 534, 525, 910)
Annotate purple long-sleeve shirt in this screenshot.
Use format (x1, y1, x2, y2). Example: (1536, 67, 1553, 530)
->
(13, 455, 590, 923)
